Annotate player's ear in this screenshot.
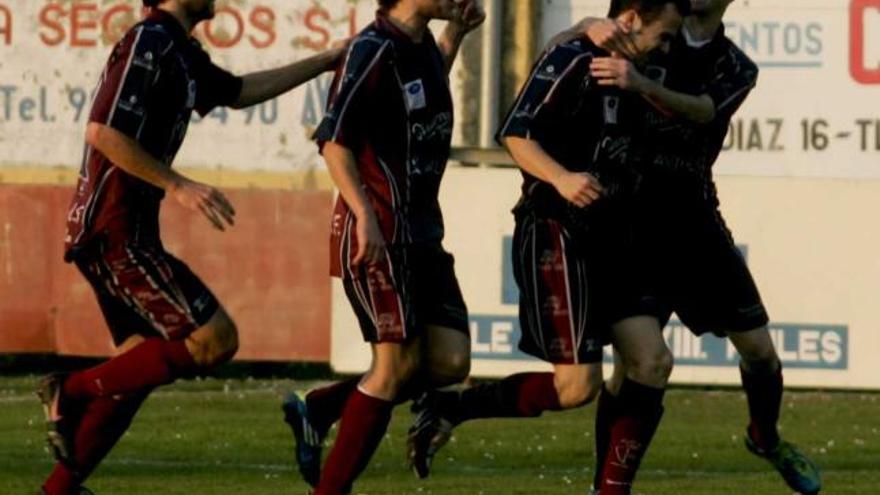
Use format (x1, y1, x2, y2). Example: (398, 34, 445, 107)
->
(618, 10, 637, 32)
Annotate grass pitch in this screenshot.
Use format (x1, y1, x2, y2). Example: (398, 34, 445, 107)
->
(0, 376, 877, 494)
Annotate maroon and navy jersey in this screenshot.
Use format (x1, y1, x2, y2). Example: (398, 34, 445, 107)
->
(64, 9, 242, 260)
(498, 36, 643, 224)
(641, 26, 759, 204)
(315, 12, 453, 276)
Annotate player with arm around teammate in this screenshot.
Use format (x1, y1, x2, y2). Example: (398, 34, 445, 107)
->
(570, 1, 822, 494)
(406, 3, 690, 493)
(37, 1, 343, 494)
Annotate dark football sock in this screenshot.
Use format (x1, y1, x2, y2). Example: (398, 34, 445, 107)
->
(599, 378, 665, 495)
(313, 389, 393, 495)
(438, 372, 562, 425)
(63, 338, 197, 400)
(740, 360, 783, 450)
(305, 376, 361, 433)
(593, 383, 620, 489)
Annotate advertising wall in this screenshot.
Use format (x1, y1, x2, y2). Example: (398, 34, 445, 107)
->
(0, 0, 376, 172)
(332, 1, 880, 389)
(0, 0, 382, 361)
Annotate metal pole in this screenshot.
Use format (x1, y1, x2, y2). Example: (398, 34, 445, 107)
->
(479, 0, 502, 153)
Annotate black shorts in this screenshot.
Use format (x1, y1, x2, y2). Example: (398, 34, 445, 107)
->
(512, 206, 646, 364)
(341, 242, 469, 343)
(73, 240, 219, 346)
(639, 203, 770, 336)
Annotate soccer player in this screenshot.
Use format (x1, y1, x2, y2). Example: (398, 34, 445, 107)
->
(405, 0, 689, 491)
(36, 1, 343, 494)
(286, 1, 484, 493)
(571, 1, 822, 493)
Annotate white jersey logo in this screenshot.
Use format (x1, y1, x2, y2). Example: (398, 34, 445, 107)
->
(603, 96, 619, 125)
(404, 79, 427, 111)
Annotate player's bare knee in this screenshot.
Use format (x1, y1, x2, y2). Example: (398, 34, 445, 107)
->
(430, 352, 470, 387)
(555, 374, 601, 409)
(628, 348, 673, 386)
(740, 351, 780, 374)
(191, 317, 238, 368)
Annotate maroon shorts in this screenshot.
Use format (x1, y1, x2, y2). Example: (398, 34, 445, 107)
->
(72, 240, 219, 346)
(340, 242, 469, 344)
(512, 210, 646, 364)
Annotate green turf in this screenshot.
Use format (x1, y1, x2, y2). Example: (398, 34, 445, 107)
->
(1, 376, 877, 494)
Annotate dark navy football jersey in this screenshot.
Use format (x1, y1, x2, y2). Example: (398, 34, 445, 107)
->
(315, 10, 453, 272)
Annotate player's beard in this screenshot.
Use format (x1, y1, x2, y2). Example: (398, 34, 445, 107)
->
(186, 0, 216, 23)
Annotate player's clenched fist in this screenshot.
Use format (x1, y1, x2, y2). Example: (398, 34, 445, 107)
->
(353, 212, 386, 267)
(590, 53, 649, 92)
(170, 179, 236, 231)
(551, 170, 604, 208)
(452, 0, 486, 34)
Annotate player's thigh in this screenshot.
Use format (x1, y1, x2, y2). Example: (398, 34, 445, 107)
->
(422, 324, 471, 385)
(553, 362, 603, 407)
(611, 315, 672, 386)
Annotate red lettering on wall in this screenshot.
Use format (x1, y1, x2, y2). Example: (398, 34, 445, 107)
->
(249, 6, 276, 49)
(39, 4, 66, 46)
(303, 7, 331, 51)
(70, 3, 98, 47)
(203, 6, 245, 48)
(851, 0, 880, 84)
(101, 4, 136, 45)
(0, 4, 11, 45)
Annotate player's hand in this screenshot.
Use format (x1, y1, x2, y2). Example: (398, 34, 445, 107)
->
(590, 53, 649, 92)
(450, 0, 486, 36)
(585, 18, 639, 60)
(353, 212, 386, 267)
(170, 179, 236, 231)
(551, 170, 603, 208)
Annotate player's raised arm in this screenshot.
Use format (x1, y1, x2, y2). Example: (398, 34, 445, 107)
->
(436, 0, 486, 72)
(232, 47, 346, 109)
(590, 54, 716, 122)
(566, 14, 717, 123)
(549, 17, 640, 59)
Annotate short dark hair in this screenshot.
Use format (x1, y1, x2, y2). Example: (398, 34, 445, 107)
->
(143, 0, 163, 6)
(608, 0, 691, 21)
(378, 0, 401, 10)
